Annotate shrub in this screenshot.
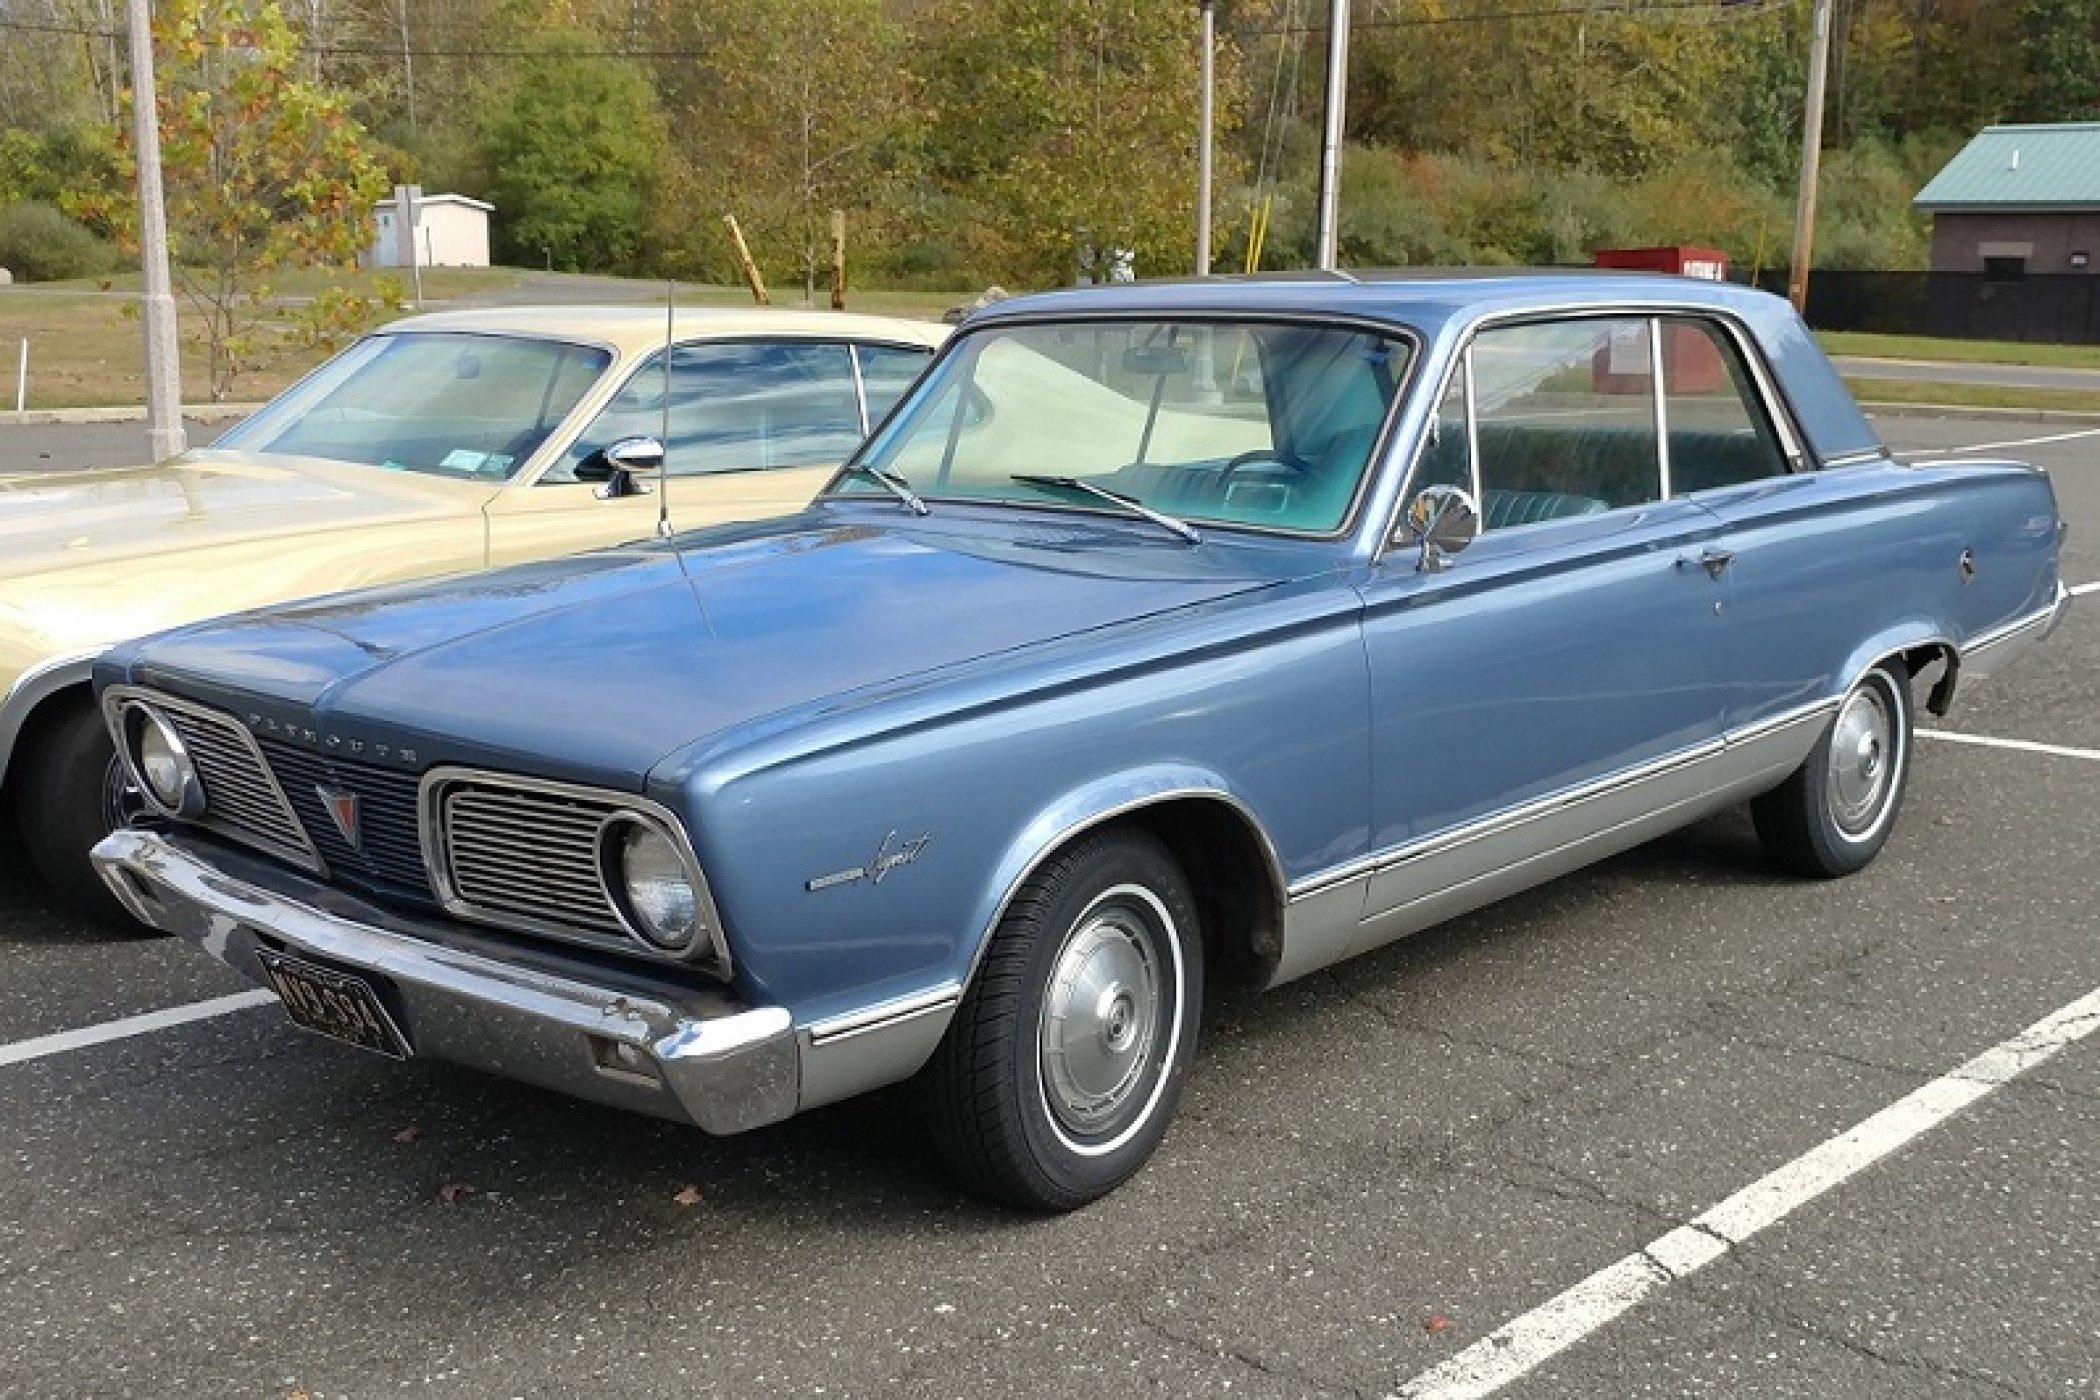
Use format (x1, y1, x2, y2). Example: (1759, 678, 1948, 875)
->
(0, 201, 122, 282)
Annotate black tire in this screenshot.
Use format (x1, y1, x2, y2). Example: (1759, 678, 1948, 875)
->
(1753, 663, 1913, 879)
(13, 695, 148, 929)
(924, 828, 1204, 1212)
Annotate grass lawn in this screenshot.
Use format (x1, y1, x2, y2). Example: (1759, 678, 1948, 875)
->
(1820, 330, 2100, 371)
(2, 267, 968, 410)
(1844, 376, 2100, 414)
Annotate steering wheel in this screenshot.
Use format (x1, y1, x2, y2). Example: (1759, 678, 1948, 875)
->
(1219, 448, 1315, 486)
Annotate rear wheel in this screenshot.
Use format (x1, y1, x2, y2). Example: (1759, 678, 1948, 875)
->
(924, 829, 1203, 1212)
(14, 696, 147, 928)
(1753, 663, 1913, 878)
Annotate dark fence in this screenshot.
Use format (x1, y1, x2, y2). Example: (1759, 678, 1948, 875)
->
(1740, 269, 2100, 344)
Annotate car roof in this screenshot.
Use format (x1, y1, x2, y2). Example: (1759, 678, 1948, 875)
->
(374, 304, 948, 353)
(967, 269, 1788, 333)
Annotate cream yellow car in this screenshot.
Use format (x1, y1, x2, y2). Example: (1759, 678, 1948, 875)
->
(0, 304, 946, 918)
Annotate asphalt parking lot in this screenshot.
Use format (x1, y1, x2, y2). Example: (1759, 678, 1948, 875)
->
(1, 406, 2094, 1397)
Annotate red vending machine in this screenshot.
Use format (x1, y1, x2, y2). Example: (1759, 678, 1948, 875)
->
(1591, 246, 1730, 393)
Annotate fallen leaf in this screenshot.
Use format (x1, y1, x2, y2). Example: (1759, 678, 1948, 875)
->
(438, 1181, 476, 1204)
(672, 1184, 704, 1208)
(392, 1125, 421, 1144)
(1425, 1313, 1454, 1335)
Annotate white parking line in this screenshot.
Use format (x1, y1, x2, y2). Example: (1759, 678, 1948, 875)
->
(1936, 427, 2100, 454)
(1393, 985, 2100, 1400)
(2071, 580, 2100, 598)
(1920, 729, 2100, 763)
(0, 989, 276, 1070)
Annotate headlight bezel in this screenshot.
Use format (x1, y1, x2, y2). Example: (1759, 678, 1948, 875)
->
(114, 699, 205, 819)
(600, 812, 706, 954)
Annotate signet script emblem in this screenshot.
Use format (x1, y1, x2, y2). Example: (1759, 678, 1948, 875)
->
(317, 786, 361, 849)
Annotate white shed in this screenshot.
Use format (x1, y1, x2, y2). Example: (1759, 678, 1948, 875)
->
(367, 193, 494, 269)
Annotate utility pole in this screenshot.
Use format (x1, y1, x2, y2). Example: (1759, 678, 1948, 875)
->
(1195, 0, 1215, 276)
(126, 0, 185, 461)
(1787, 0, 1836, 315)
(1313, 0, 1349, 271)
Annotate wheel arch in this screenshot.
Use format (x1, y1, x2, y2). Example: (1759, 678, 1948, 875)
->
(1832, 626, 1957, 720)
(964, 768, 1289, 999)
(0, 652, 98, 794)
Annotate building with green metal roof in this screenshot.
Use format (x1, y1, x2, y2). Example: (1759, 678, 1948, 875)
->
(1915, 123, 2100, 276)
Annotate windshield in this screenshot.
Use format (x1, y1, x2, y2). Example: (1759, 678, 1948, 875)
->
(834, 319, 1411, 534)
(215, 331, 614, 479)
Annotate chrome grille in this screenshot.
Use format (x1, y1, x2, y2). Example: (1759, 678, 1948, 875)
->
(158, 704, 318, 869)
(435, 778, 630, 944)
(263, 744, 432, 900)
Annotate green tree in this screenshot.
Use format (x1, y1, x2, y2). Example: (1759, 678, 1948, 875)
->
(648, 0, 920, 296)
(2020, 0, 2100, 119)
(475, 32, 667, 272)
(926, 0, 1241, 283)
(117, 0, 392, 399)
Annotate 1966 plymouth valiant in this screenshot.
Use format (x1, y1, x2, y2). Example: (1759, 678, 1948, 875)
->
(0, 306, 943, 918)
(90, 272, 2067, 1210)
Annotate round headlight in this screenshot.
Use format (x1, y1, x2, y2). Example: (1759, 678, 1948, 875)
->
(611, 820, 699, 951)
(128, 705, 201, 816)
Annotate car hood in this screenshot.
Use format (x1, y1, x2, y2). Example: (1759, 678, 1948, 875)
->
(0, 451, 481, 583)
(116, 508, 1305, 787)
(0, 451, 489, 674)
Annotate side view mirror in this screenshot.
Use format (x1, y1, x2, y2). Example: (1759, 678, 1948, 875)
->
(1400, 484, 1480, 573)
(573, 436, 663, 499)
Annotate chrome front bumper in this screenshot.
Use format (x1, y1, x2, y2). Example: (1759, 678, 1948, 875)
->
(91, 828, 800, 1135)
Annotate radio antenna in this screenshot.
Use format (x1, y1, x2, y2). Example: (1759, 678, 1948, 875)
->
(657, 279, 674, 538)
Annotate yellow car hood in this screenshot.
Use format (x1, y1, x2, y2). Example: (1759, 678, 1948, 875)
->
(0, 452, 485, 579)
(0, 452, 490, 668)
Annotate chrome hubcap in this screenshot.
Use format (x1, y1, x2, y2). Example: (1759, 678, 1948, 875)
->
(1040, 909, 1161, 1135)
(1827, 685, 1895, 836)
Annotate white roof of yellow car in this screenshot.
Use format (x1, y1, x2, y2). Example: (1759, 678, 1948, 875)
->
(380, 304, 948, 353)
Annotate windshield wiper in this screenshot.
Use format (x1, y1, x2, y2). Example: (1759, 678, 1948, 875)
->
(842, 463, 929, 516)
(1009, 474, 1201, 544)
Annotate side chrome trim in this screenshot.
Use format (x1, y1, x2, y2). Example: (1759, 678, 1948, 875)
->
(1286, 697, 1840, 906)
(1269, 703, 1833, 987)
(0, 649, 97, 788)
(418, 765, 733, 977)
(1291, 738, 1722, 902)
(1966, 583, 2071, 658)
(806, 983, 963, 1043)
(798, 983, 963, 1111)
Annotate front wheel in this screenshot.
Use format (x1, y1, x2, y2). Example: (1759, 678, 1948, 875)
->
(14, 696, 149, 929)
(1753, 663, 1913, 879)
(923, 829, 1204, 1212)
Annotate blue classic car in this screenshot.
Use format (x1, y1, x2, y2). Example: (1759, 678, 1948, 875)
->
(90, 273, 2067, 1210)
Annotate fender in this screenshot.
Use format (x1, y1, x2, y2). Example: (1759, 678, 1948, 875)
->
(794, 766, 1283, 1114)
(963, 763, 1286, 989)
(0, 651, 96, 790)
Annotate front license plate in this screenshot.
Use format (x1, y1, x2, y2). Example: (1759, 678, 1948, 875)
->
(258, 951, 411, 1060)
